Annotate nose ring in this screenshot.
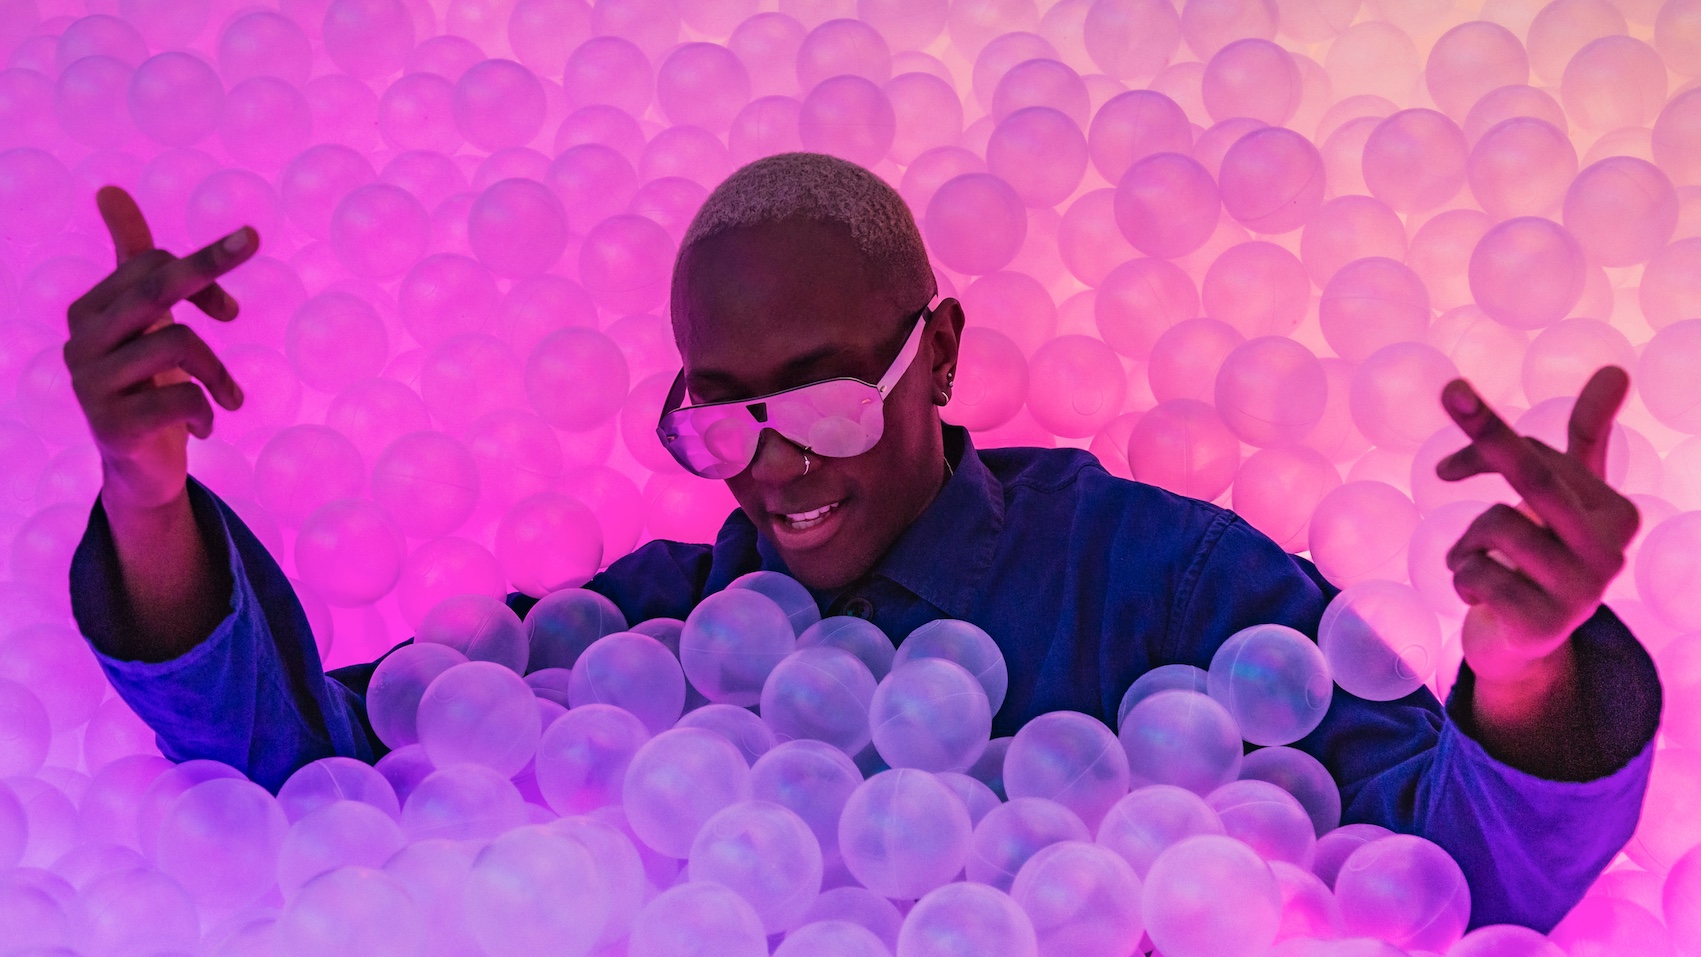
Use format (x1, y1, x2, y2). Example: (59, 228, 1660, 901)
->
(802, 452, 810, 476)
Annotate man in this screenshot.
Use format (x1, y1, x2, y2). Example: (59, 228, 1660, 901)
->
(66, 153, 1657, 932)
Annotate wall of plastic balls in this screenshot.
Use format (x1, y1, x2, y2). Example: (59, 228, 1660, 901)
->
(3, 0, 1701, 953)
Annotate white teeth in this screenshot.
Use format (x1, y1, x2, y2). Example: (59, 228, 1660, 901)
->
(783, 502, 840, 524)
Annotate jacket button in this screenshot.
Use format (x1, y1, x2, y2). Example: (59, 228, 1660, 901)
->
(842, 597, 875, 620)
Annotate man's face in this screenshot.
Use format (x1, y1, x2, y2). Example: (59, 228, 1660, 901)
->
(673, 218, 963, 590)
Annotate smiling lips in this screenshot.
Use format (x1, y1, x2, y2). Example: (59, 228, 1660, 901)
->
(781, 500, 842, 529)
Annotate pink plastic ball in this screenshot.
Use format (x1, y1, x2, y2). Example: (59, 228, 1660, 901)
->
(56, 13, 149, 68)
(367, 642, 470, 750)
(1150, 318, 1244, 404)
(1362, 109, 1469, 213)
(420, 333, 525, 433)
(1026, 334, 1127, 438)
(295, 499, 407, 607)
(494, 492, 602, 598)
(943, 327, 1028, 432)
(1639, 319, 1701, 434)
(1642, 237, 1701, 330)
(185, 167, 280, 246)
(1336, 834, 1470, 952)
(1088, 91, 1192, 184)
(1203, 38, 1300, 125)
(689, 801, 823, 934)
(1207, 779, 1316, 867)
(1466, 117, 1576, 221)
(1462, 84, 1568, 144)
(218, 10, 311, 85)
(396, 253, 498, 348)
(639, 125, 732, 186)
(1095, 258, 1199, 360)
(522, 328, 630, 433)
(578, 213, 675, 313)
(449, 59, 544, 152)
(1319, 579, 1442, 701)
(797, 74, 896, 165)
(1004, 711, 1131, 832)
(1299, 196, 1404, 289)
(1214, 337, 1326, 448)
(837, 768, 973, 899)
(129, 52, 224, 149)
(961, 270, 1056, 354)
(1563, 156, 1679, 267)
(369, 431, 479, 539)
(926, 172, 1028, 275)
(1468, 216, 1587, 329)
(1562, 35, 1666, 132)
(466, 177, 567, 279)
(760, 647, 877, 755)
(1308, 480, 1421, 588)
(1406, 208, 1491, 313)
(378, 73, 461, 153)
(1232, 446, 1341, 552)
(417, 660, 542, 776)
(1116, 152, 1221, 258)
(797, 18, 892, 90)
(623, 727, 753, 858)
(0, 149, 72, 244)
(546, 145, 637, 227)
(327, 378, 431, 463)
(1523, 318, 1635, 405)
(154, 777, 289, 912)
(220, 77, 313, 170)
(1202, 241, 1308, 339)
(1319, 257, 1431, 363)
(331, 183, 430, 280)
(992, 58, 1087, 127)
(254, 425, 365, 527)
(880, 73, 959, 166)
(286, 291, 389, 393)
(1348, 343, 1457, 452)
(1057, 190, 1136, 287)
(1126, 399, 1241, 501)
(971, 32, 1059, 109)
(987, 106, 1088, 208)
(560, 36, 653, 115)
(1424, 21, 1529, 121)
(1143, 835, 1281, 957)
(322, 0, 415, 79)
(652, 43, 751, 133)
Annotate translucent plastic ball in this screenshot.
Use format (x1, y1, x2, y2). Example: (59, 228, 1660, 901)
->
(1206, 779, 1317, 868)
(1466, 118, 1576, 221)
(1319, 256, 1432, 364)
(1212, 337, 1327, 448)
(330, 183, 431, 280)
(277, 800, 408, 895)
(568, 632, 687, 734)
(1126, 399, 1243, 502)
(1468, 216, 1587, 330)
(1010, 840, 1145, 957)
(417, 594, 528, 674)
(534, 703, 651, 816)
(1348, 342, 1458, 453)
(129, 51, 225, 149)
(395, 252, 498, 348)
(468, 177, 568, 279)
(376, 73, 461, 153)
(285, 290, 389, 394)
(729, 570, 823, 635)
(1240, 746, 1342, 837)
(1021, 334, 1125, 438)
(1318, 580, 1442, 701)
(1004, 710, 1131, 832)
(961, 270, 1057, 355)
(627, 881, 769, 957)
(1202, 38, 1300, 125)
(253, 424, 364, 528)
(1206, 624, 1334, 746)
(1142, 835, 1283, 957)
(898, 880, 1041, 957)
(1231, 446, 1343, 553)
(1202, 241, 1309, 340)
(1563, 156, 1679, 267)
(797, 74, 896, 165)
(987, 106, 1089, 208)
(775, 920, 892, 957)
(870, 657, 993, 773)
(401, 763, 528, 842)
(680, 587, 798, 707)
(688, 800, 823, 933)
(761, 646, 878, 755)
(1551, 896, 1675, 957)
(1448, 924, 1566, 957)
(1312, 823, 1393, 888)
(416, 661, 542, 777)
(370, 431, 480, 540)
(1085, 90, 1190, 184)
(895, 618, 1010, 712)
(1115, 152, 1220, 258)
(73, 865, 200, 957)
(751, 739, 865, 866)
(274, 864, 426, 957)
(1665, 845, 1701, 956)
(1299, 195, 1407, 288)
(1218, 127, 1325, 234)
(495, 492, 604, 598)
(154, 777, 289, 913)
(463, 827, 610, 957)
(678, 702, 780, 765)
(969, 797, 1093, 891)
(277, 756, 402, 823)
(1096, 785, 1226, 881)
(798, 616, 897, 679)
(1424, 21, 1529, 120)
(1308, 481, 1422, 588)
(294, 499, 407, 607)
(1628, 747, 1701, 872)
(1116, 665, 1210, 728)
(1118, 690, 1244, 795)
(1335, 834, 1470, 952)
(1095, 257, 1199, 360)
(1362, 109, 1469, 213)
(525, 587, 629, 672)
(802, 886, 906, 952)
(577, 213, 676, 313)
(925, 172, 1029, 275)
(544, 815, 648, 949)
(838, 768, 974, 899)
(623, 727, 753, 858)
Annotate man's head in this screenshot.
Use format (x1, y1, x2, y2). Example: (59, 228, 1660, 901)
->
(669, 153, 964, 591)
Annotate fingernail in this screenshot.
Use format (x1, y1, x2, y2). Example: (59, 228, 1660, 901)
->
(1447, 384, 1480, 416)
(221, 228, 250, 254)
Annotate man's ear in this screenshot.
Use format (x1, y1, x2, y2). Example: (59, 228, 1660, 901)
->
(932, 298, 965, 395)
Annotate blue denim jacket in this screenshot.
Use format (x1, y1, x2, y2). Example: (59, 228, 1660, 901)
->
(70, 425, 1660, 932)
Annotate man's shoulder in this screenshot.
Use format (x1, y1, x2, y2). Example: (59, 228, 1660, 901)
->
(979, 443, 1233, 531)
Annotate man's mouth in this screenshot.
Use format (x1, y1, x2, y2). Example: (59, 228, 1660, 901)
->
(780, 500, 843, 530)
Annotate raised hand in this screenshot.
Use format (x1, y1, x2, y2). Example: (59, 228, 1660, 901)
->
(1436, 367, 1641, 687)
(66, 186, 253, 511)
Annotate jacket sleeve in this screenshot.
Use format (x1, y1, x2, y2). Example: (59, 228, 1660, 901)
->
(1167, 512, 1660, 932)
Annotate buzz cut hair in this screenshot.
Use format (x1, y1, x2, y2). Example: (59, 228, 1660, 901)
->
(673, 152, 937, 310)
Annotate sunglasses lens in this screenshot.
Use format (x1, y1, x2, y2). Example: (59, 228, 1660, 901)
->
(771, 380, 884, 458)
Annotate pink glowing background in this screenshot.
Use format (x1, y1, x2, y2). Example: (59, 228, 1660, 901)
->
(3, 0, 1701, 953)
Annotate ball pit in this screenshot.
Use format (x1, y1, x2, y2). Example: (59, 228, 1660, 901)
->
(0, 0, 1697, 952)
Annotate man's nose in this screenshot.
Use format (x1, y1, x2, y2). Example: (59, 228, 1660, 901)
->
(746, 428, 807, 485)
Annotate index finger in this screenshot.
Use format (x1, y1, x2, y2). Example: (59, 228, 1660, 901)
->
(1566, 365, 1630, 479)
(96, 186, 154, 264)
(1439, 378, 1587, 541)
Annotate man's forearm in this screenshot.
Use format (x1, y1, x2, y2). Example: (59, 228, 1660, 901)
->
(101, 482, 231, 662)
(1468, 640, 1587, 780)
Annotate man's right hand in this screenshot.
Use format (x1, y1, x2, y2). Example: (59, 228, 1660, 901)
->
(68, 186, 252, 511)
(64, 186, 257, 660)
